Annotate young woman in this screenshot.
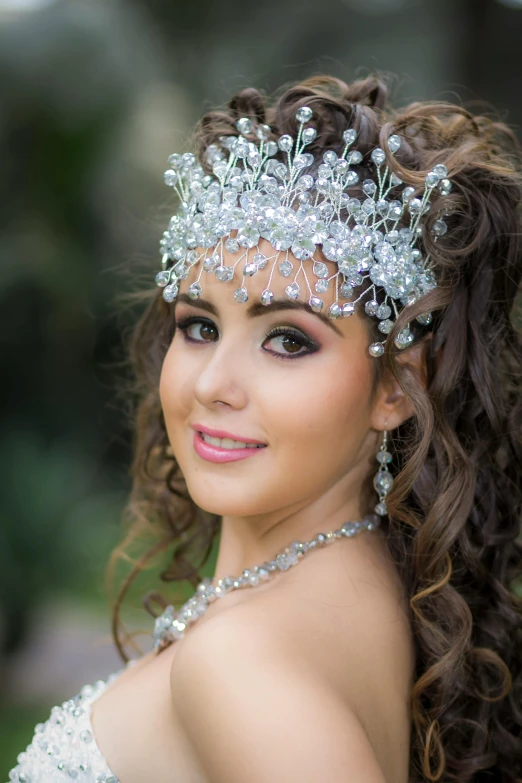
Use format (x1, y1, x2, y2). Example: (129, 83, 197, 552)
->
(8, 74, 522, 783)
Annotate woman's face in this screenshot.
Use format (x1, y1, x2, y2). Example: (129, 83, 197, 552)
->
(159, 239, 387, 519)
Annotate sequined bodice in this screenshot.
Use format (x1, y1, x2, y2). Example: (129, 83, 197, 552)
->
(6, 660, 136, 783)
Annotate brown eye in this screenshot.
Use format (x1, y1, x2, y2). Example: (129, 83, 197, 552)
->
(175, 317, 219, 342)
(280, 335, 303, 354)
(195, 323, 218, 341)
(263, 327, 318, 359)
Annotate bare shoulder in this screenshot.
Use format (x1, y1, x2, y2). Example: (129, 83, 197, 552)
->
(171, 613, 388, 783)
(170, 532, 413, 783)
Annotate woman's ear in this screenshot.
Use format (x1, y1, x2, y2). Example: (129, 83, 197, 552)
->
(370, 334, 431, 432)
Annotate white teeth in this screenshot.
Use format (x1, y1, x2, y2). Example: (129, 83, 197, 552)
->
(200, 433, 264, 449)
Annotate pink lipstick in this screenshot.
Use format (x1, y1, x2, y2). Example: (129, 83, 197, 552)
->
(191, 424, 267, 464)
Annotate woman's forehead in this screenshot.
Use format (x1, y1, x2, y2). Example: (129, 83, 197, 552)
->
(180, 239, 344, 312)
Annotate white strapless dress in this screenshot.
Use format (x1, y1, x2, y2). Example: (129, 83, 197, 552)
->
(6, 659, 137, 783)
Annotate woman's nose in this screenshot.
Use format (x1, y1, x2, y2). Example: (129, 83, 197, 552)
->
(192, 333, 249, 411)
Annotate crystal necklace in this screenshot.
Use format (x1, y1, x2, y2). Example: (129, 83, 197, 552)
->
(152, 512, 381, 654)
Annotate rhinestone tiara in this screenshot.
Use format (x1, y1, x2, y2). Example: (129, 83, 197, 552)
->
(156, 105, 452, 357)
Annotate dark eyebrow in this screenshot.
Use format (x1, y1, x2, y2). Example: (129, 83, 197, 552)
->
(175, 292, 344, 336)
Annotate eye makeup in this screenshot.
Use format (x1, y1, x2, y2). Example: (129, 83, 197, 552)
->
(174, 315, 321, 360)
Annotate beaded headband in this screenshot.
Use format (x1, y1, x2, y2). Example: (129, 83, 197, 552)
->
(156, 105, 452, 357)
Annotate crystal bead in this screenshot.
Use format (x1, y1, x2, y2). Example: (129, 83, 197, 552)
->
(323, 150, 338, 166)
(285, 282, 300, 300)
(328, 303, 342, 318)
(182, 152, 196, 167)
(309, 296, 324, 312)
(432, 219, 448, 236)
(243, 263, 257, 276)
(432, 163, 448, 178)
(394, 328, 415, 349)
(234, 138, 250, 158)
(264, 140, 278, 156)
(376, 198, 389, 216)
(318, 163, 333, 179)
(342, 302, 355, 317)
(375, 501, 388, 516)
(155, 271, 170, 287)
(373, 469, 393, 494)
(225, 238, 240, 253)
(365, 299, 379, 316)
(439, 178, 452, 196)
(376, 303, 391, 319)
(234, 287, 248, 303)
(291, 237, 315, 259)
(377, 450, 392, 464)
(278, 135, 294, 152)
(203, 255, 220, 272)
(425, 171, 440, 188)
(362, 198, 376, 215)
(315, 278, 329, 293)
(237, 225, 260, 248)
(387, 134, 401, 153)
(215, 265, 234, 282)
(387, 198, 405, 221)
(236, 117, 254, 134)
(371, 148, 386, 166)
(378, 319, 393, 334)
(296, 106, 313, 123)
(347, 150, 363, 165)
(417, 312, 432, 325)
(163, 169, 178, 186)
(168, 152, 182, 168)
(312, 260, 329, 278)
(296, 174, 314, 190)
(369, 342, 385, 357)
(274, 163, 289, 180)
(254, 253, 268, 268)
(247, 150, 262, 168)
(363, 179, 377, 196)
(408, 198, 423, 214)
(188, 282, 202, 299)
(173, 262, 189, 280)
(163, 283, 178, 302)
(279, 259, 294, 277)
(302, 127, 317, 144)
(343, 128, 357, 145)
(255, 124, 271, 141)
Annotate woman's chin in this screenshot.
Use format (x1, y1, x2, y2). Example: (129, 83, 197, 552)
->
(187, 486, 267, 519)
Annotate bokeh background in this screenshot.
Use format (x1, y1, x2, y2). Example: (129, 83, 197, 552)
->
(1, 0, 522, 774)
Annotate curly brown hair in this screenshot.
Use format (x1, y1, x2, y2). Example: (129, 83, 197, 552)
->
(106, 74, 522, 782)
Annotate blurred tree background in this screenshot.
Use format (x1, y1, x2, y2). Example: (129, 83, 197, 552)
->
(1, 0, 522, 774)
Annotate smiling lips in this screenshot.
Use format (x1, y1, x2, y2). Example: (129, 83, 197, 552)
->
(192, 424, 267, 463)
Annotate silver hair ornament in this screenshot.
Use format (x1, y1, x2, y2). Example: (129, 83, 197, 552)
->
(156, 106, 453, 356)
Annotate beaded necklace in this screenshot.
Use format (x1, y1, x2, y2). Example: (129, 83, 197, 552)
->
(153, 512, 380, 654)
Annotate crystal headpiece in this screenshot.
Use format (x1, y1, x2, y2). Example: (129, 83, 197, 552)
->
(156, 105, 452, 356)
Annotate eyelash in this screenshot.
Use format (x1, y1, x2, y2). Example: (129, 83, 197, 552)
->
(174, 315, 319, 360)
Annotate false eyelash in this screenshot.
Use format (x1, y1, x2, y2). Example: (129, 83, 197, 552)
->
(174, 316, 319, 360)
(264, 326, 319, 360)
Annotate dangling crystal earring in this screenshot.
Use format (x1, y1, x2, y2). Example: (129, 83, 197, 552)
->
(373, 430, 393, 516)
